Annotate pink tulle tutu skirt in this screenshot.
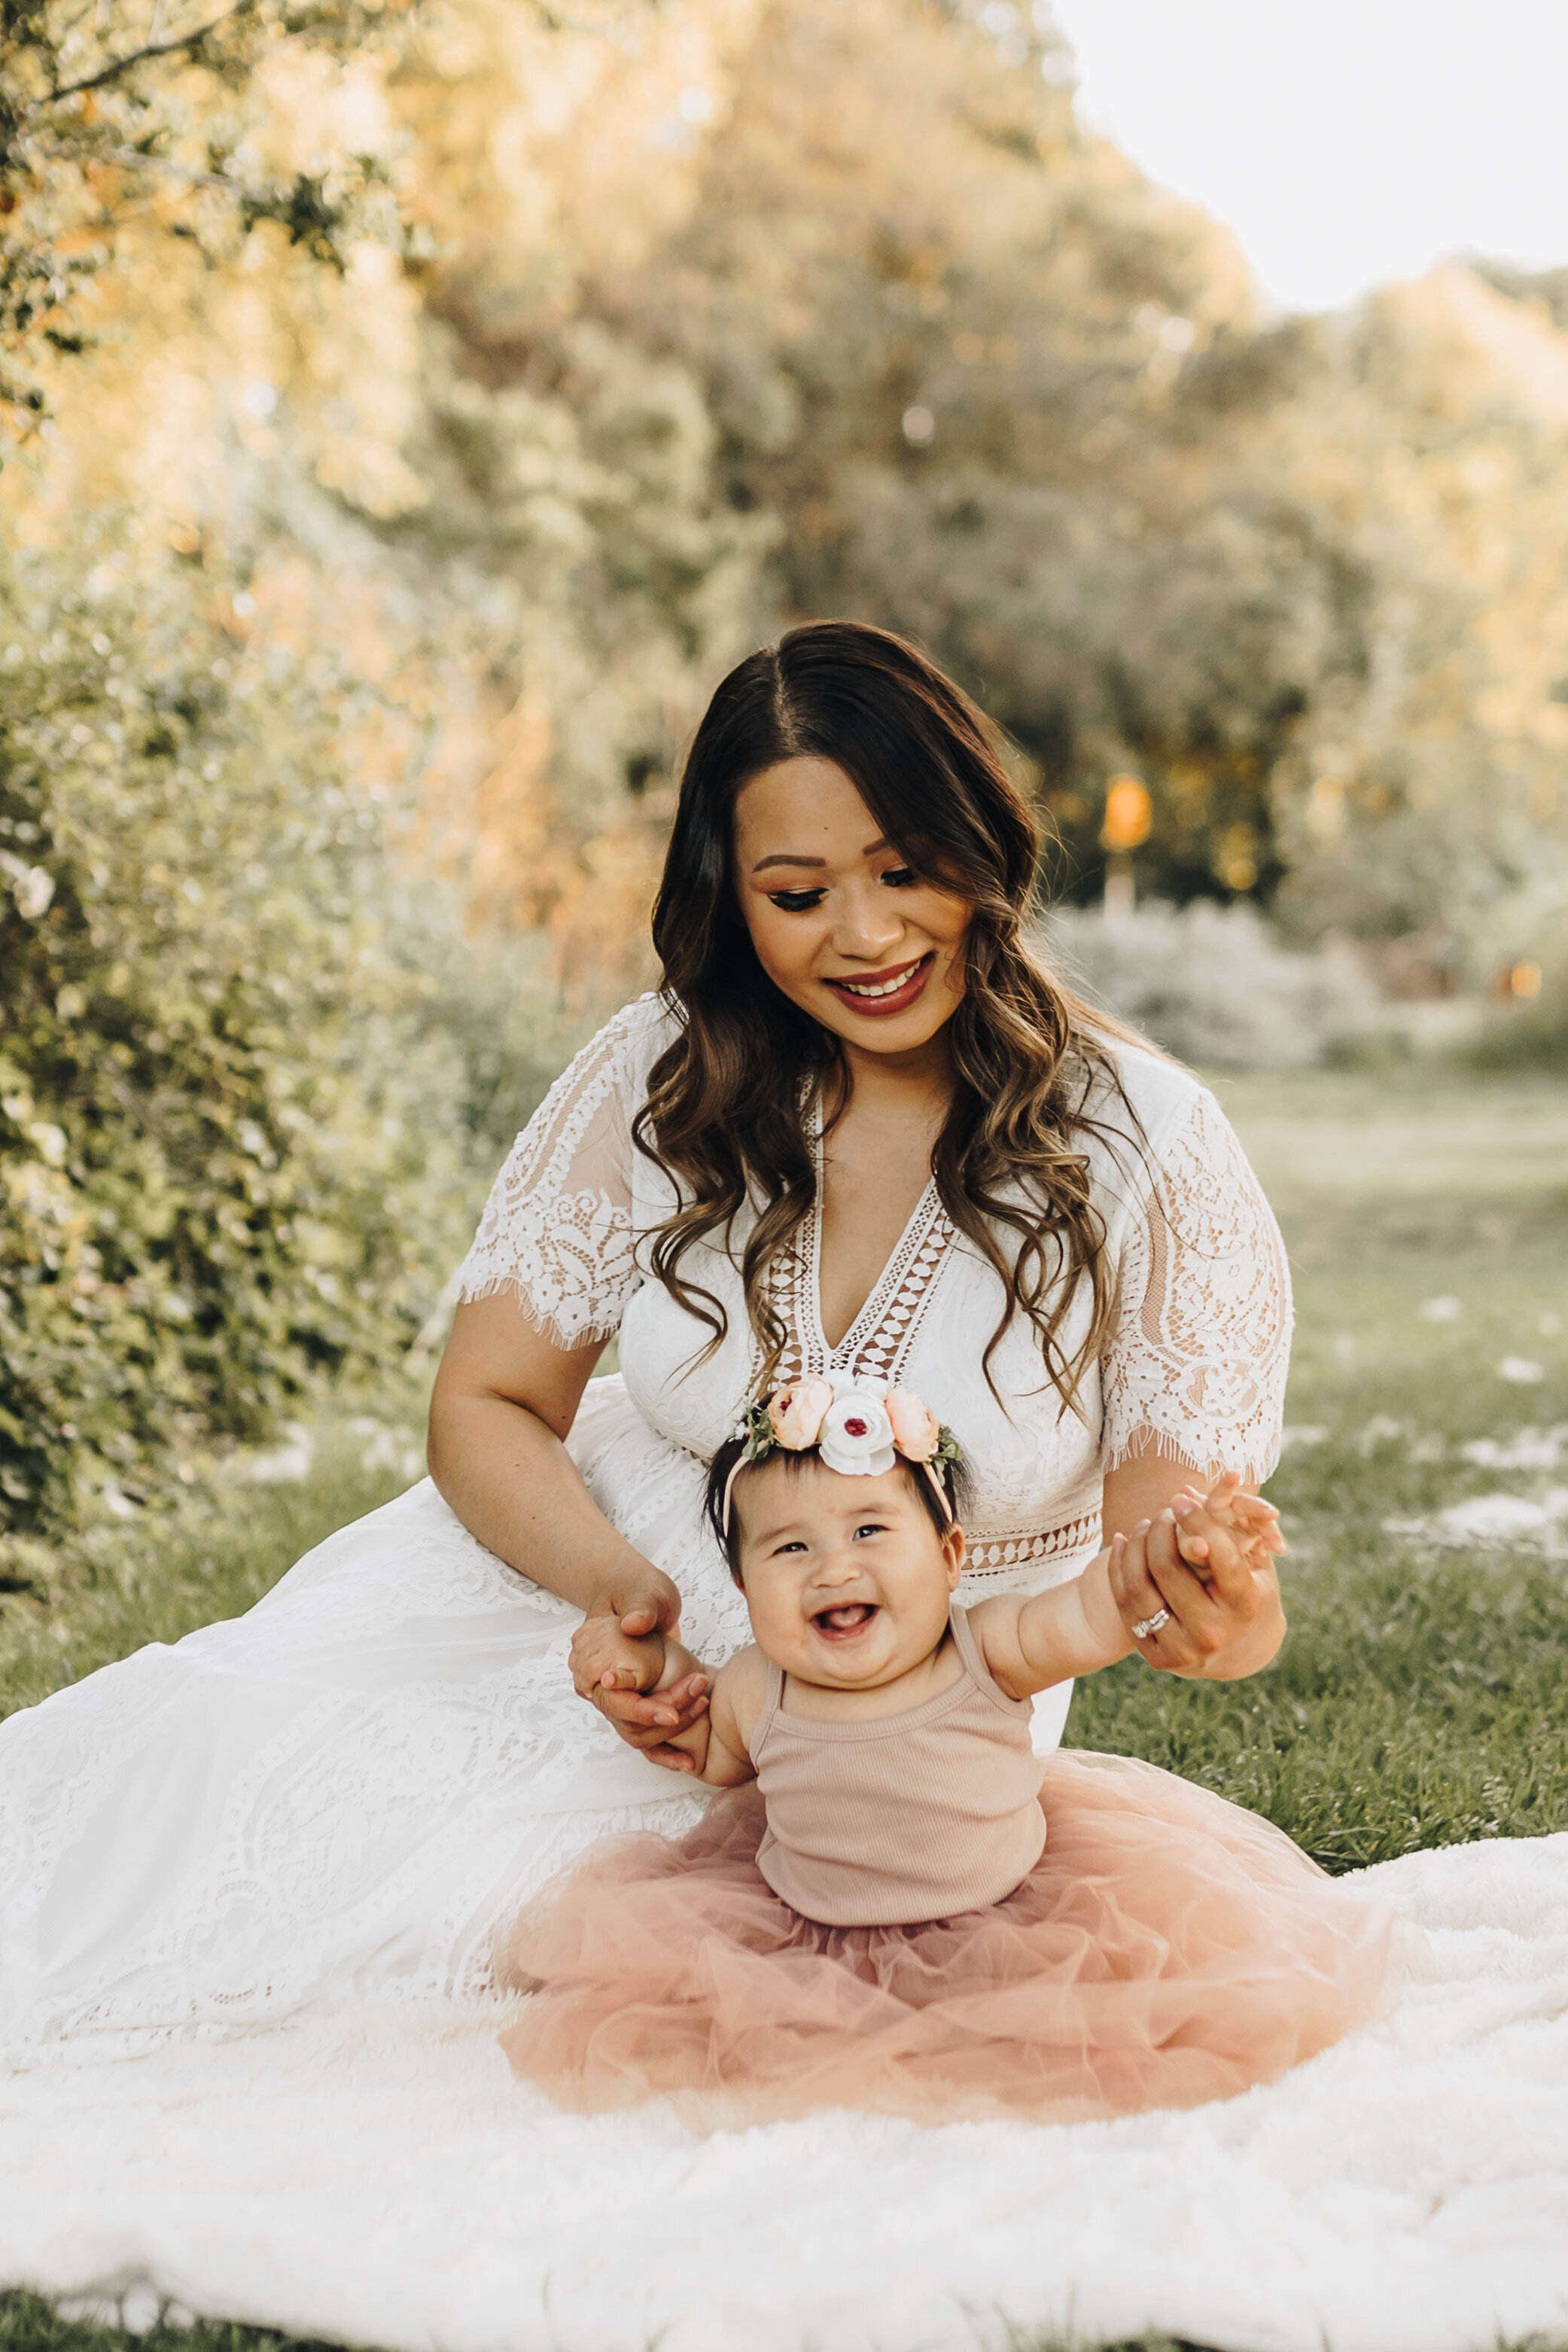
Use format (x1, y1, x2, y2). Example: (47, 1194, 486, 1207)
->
(498, 1753, 1413, 2128)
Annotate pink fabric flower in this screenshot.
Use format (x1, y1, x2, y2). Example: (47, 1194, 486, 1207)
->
(885, 1388, 941, 1462)
(767, 1376, 834, 1451)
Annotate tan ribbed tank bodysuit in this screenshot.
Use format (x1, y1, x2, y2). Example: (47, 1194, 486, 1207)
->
(751, 1607, 1048, 1927)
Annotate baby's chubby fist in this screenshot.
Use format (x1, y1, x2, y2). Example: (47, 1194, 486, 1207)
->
(1168, 1474, 1286, 1580)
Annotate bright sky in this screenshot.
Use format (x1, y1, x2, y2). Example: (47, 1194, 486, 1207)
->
(1047, 0, 1568, 315)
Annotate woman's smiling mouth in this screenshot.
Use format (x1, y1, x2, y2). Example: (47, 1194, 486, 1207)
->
(822, 953, 933, 1019)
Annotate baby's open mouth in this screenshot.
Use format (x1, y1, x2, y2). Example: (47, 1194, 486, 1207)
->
(811, 1602, 878, 1637)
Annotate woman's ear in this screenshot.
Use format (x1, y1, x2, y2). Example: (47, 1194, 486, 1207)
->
(942, 1523, 967, 1590)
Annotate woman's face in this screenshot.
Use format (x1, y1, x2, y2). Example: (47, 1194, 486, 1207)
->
(732, 757, 970, 1058)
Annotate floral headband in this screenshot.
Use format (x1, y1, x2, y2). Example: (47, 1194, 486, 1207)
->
(721, 1376, 961, 1537)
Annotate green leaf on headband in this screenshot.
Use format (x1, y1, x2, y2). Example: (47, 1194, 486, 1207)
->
(740, 1401, 776, 1464)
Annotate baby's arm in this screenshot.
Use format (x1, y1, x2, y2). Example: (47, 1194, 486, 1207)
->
(972, 1473, 1284, 1701)
(651, 1641, 763, 1787)
(968, 1543, 1134, 1702)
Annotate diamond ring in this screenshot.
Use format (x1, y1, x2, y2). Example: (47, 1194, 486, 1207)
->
(1131, 1607, 1172, 1640)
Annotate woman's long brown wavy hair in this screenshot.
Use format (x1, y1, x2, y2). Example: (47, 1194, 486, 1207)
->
(635, 619, 1145, 1406)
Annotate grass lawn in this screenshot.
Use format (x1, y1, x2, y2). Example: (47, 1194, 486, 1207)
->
(2, 1062, 1566, 2352)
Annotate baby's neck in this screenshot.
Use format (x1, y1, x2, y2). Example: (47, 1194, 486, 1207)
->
(775, 1622, 962, 1724)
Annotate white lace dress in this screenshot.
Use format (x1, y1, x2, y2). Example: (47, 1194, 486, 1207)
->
(0, 995, 1289, 2057)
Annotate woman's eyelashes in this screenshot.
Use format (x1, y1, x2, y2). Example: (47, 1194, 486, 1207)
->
(765, 867, 919, 913)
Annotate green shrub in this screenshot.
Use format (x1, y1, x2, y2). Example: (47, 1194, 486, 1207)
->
(0, 539, 476, 1538)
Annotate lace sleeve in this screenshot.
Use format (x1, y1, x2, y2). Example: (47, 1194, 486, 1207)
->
(453, 999, 659, 1351)
(1100, 1089, 1292, 1482)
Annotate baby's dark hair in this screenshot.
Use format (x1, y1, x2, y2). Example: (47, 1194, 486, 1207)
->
(704, 1440, 967, 1584)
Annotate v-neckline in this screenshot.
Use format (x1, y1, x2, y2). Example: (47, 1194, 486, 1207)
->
(805, 1126, 942, 1360)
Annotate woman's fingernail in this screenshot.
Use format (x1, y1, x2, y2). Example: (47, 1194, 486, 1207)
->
(1134, 1518, 1152, 1536)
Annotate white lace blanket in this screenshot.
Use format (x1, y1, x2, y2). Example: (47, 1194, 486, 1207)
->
(4, 1833, 1567, 2352)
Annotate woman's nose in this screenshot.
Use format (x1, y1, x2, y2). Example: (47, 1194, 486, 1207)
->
(833, 885, 903, 961)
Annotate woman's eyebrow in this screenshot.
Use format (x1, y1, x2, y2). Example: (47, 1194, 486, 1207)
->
(751, 837, 891, 873)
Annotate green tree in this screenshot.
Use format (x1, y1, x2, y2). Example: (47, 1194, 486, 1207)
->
(0, 0, 430, 422)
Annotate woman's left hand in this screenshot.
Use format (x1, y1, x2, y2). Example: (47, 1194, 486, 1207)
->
(1107, 1494, 1286, 1680)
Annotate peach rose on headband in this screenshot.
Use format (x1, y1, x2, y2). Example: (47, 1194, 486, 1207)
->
(767, 1376, 834, 1451)
(885, 1388, 941, 1462)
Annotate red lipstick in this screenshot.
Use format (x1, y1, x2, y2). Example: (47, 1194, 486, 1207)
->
(822, 953, 933, 1019)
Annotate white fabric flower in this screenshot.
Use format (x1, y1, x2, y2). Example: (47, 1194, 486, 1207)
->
(817, 1388, 897, 1477)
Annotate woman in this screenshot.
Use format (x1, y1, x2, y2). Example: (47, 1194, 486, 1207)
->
(0, 622, 1286, 2055)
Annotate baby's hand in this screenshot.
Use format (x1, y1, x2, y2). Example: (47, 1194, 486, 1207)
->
(1168, 1471, 1286, 1583)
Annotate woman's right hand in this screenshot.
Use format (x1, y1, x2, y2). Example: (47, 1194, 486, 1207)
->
(569, 1569, 711, 1773)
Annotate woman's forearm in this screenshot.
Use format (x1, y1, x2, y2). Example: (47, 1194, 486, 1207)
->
(426, 1387, 654, 1614)
(426, 1298, 703, 1760)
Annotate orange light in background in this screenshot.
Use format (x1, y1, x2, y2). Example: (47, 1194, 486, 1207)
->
(1509, 961, 1543, 999)
(1101, 774, 1152, 851)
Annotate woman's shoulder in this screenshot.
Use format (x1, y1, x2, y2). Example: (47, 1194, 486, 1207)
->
(593, 989, 684, 1055)
(567, 991, 685, 1097)
(1071, 1026, 1217, 1164)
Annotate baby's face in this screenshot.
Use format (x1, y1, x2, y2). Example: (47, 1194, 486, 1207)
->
(733, 1457, 964, 1689)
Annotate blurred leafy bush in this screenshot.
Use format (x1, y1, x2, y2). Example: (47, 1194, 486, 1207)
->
(0, 537, 483, 1538)
(1041, 901, 1380, 1071)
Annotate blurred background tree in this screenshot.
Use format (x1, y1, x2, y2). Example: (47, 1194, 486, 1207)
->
(0, 0, 426, 422)
(3, 0, 1566, 1537)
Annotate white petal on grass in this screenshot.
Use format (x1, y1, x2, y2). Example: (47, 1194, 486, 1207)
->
(1431, 1489, 1568, 1546)
(1279, 1424, 1327, 1452)
(1419, 1296, 1462, 1322)
(1462, 1427, 1566, 1472)
(246, 1427, 315, 1483)
(1499, 1357, 1545, 1385)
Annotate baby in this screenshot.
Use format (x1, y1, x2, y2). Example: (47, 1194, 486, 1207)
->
(655, 1386, 1279, 1854)
(501, 1380, 1403, 2125)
